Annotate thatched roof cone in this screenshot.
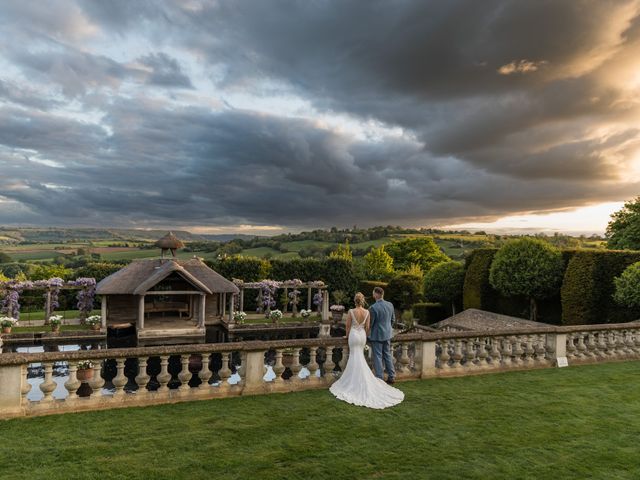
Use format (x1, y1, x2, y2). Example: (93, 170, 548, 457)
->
(155, 232, 184, 257)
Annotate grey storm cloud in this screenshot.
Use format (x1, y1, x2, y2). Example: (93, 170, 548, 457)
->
(0, 0, 639, 230)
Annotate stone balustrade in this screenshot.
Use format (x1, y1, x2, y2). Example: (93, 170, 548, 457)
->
(1, 322, 639, 419)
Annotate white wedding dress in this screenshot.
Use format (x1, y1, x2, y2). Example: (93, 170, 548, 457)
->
(330, 309, 404, 409)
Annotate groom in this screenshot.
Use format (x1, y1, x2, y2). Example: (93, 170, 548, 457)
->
(368, 286, 396, 384)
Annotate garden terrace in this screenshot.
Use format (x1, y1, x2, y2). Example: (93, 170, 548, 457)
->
(1, 361, 639, 479)
(2, 321, 640, 419)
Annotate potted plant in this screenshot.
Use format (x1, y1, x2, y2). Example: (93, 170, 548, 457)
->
(330, 304, 345, 322)
(85, 315, 101, 331)
(76, 360, 94, 382)
(269, 309, 283, 324)
(233, 311, 247, 324)
(299, 309, 312, 320)
(49, 314, 63, 333)
(0, 316, 18, 334)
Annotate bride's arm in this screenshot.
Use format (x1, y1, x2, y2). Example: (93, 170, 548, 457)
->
(365, 315, 370, 335)
(345, 310, 351, 338)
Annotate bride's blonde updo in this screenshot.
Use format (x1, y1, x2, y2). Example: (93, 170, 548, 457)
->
(354, 292, 366, 307)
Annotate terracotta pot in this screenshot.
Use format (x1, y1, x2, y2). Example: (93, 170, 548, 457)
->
(76, 369, 94, 382)
(2, 326, 11, 334)
(51, 325, 60, 333)
(91, 323, 100, 331)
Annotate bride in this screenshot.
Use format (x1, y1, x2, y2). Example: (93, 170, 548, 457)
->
(329, 292, 404, 409)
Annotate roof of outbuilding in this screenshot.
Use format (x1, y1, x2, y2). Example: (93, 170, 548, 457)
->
(431, 308, 550, 331)
(96, 257, 239, 295)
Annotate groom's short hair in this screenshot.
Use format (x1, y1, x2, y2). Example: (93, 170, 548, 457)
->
(373, 286, 384, 297)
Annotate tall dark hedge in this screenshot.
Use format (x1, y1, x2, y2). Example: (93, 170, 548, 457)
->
(207, 257, 271, 282)
(561, 250, 640, 324)
(386, 273, 423, 310)
(75, 262, 123, 282)
(412, 302, 449, 325)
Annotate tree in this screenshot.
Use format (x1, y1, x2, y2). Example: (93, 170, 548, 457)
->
(606, 197, 640, 250)
(362, 246, 394, 280)
(613, 262, 640, 307)
(0, 252, 12, 263)
(329, 241, 353, 261)
(385, 237, 449, 273)
(424, 261, 465, 315)
(386, 273, 423, 311)
(489, 238, 564, 321)
(29, 264, 74, 281)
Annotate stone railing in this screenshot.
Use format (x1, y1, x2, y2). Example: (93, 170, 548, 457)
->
(1, 322, 639, 419)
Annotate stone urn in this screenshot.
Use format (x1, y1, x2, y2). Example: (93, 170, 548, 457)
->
(2, 326, 11, 334)
(77, 368, 94, 382)
(51, 325, 60, 333)
(91, 323, 100, 331)
(331, 309, 344, 323)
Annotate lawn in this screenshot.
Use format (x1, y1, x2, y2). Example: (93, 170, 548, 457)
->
(16, 309, 101, 322)
(2, 361, 640, 479)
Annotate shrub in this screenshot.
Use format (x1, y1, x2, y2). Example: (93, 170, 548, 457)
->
(462, 249, 497, 311)
(74, 263, 122, 282)
(385, 237, 449, 272)
(357, 280, 388, 305)
(412, 302, 449, 325)
(489, 238, 564, 321)
(209, 256, 271, 282)
(386, 273, 423, 310)
(613, 262, 640, 308)
(362, 246, 394, 281)
(606, 197, 640, 250)
(424, 261, 465, 315)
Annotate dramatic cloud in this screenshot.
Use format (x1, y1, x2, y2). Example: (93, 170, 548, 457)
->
(0, 0, 639, 232)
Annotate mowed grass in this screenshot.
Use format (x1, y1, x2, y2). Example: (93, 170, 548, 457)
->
(2, 361, 640, 479)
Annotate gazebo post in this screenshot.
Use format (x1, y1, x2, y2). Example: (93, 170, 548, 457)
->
(199, 293, 206, 328)
(321, 289, 330, 322)
(307, 286, 312, 310)
(228, 294, 234, 323)
(283, 287, 288, 313)
(137, 295, 145, 330)
(222, 293, 227, 318)
(44, 289, 51, 325)
(239, 288, 244, 312)
(101, 296, 107, 329)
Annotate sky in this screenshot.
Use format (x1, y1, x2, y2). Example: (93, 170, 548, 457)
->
(1, 1, 639, 236)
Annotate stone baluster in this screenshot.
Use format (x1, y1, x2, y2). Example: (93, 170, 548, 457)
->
(64, 363, 81, 400)
(488, 338, 500, 367)
(565, 333, 577, 360)
(88, 360, 105, 397)
(112, 358, 128, 397)
(534, 334, 547, 364)
(596, 332, 608, 358)
(439, 340, 450, 370)
(633, 329, 640, 354)
(400, 343, 411, 374)
(467, 339, 479, 369)
(198, 354, 212, 389)
(273, 349, 285, 383)
(39, 362, 56, 402)
(237, 351, 248, 385)
(498, 337, 511, 368)
(324, 347, 335, 377)
(624, 330, 637, 356)
(308, 347, 320, 381)
(290, 348, 302, 380)
(575, 333, 587, 358)
(339, 346, 349, 372)
(135, 357, 150, 396)
(450, 339, 463, 369)
(178, 355, 192, 392)
(585, 332, 597, 358)
(522, 335, 535, 366)
(20, 365, 31, 402)
(218, 352, 232, 386)
(476, 337, 488, 369)
(511, 336, 524, 366)
(157, 355, 172, 392)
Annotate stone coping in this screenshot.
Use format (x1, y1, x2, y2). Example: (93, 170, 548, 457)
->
(2, 322, 639, 366)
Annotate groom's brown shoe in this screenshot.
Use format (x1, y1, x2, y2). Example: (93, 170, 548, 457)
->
(386, 378, 395, 385)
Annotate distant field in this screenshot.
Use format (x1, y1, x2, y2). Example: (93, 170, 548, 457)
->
(281, 240, 333, 252)
(238, 247, 299, 259)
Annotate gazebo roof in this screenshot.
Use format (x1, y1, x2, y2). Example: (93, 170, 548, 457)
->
(154, 232, 184, 250)
(96, 257, 239, 295)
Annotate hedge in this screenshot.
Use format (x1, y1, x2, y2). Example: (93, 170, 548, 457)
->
(207, 257, 271, 282)
(463, 248, 578, 324)
(412, 302, 449, 325)
(74, 262, 123, 282)
(561, 250, 640, 325)
(357, 280, 388, 305)
(386, 273, 424, 310)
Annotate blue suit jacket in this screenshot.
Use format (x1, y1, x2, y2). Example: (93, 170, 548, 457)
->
(368, 299, 395, 342)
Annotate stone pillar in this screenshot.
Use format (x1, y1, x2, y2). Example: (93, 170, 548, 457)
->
(283, 287, 288, 313)
(199, 294, 206, 328)
(101, 296, 107, 329)
(307, 286, 312, 310)
(228, 294, 234, 323)
(242, 350, 267, 394)
(548, 333, 568, 367)
(137, 295, 145, 330)
(420, 341, 437, 378)
(321, 290, 330, 322)
(239, 288, 244, 313)
(0, 364, 24, 416)
(44, 290, 52, 324)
